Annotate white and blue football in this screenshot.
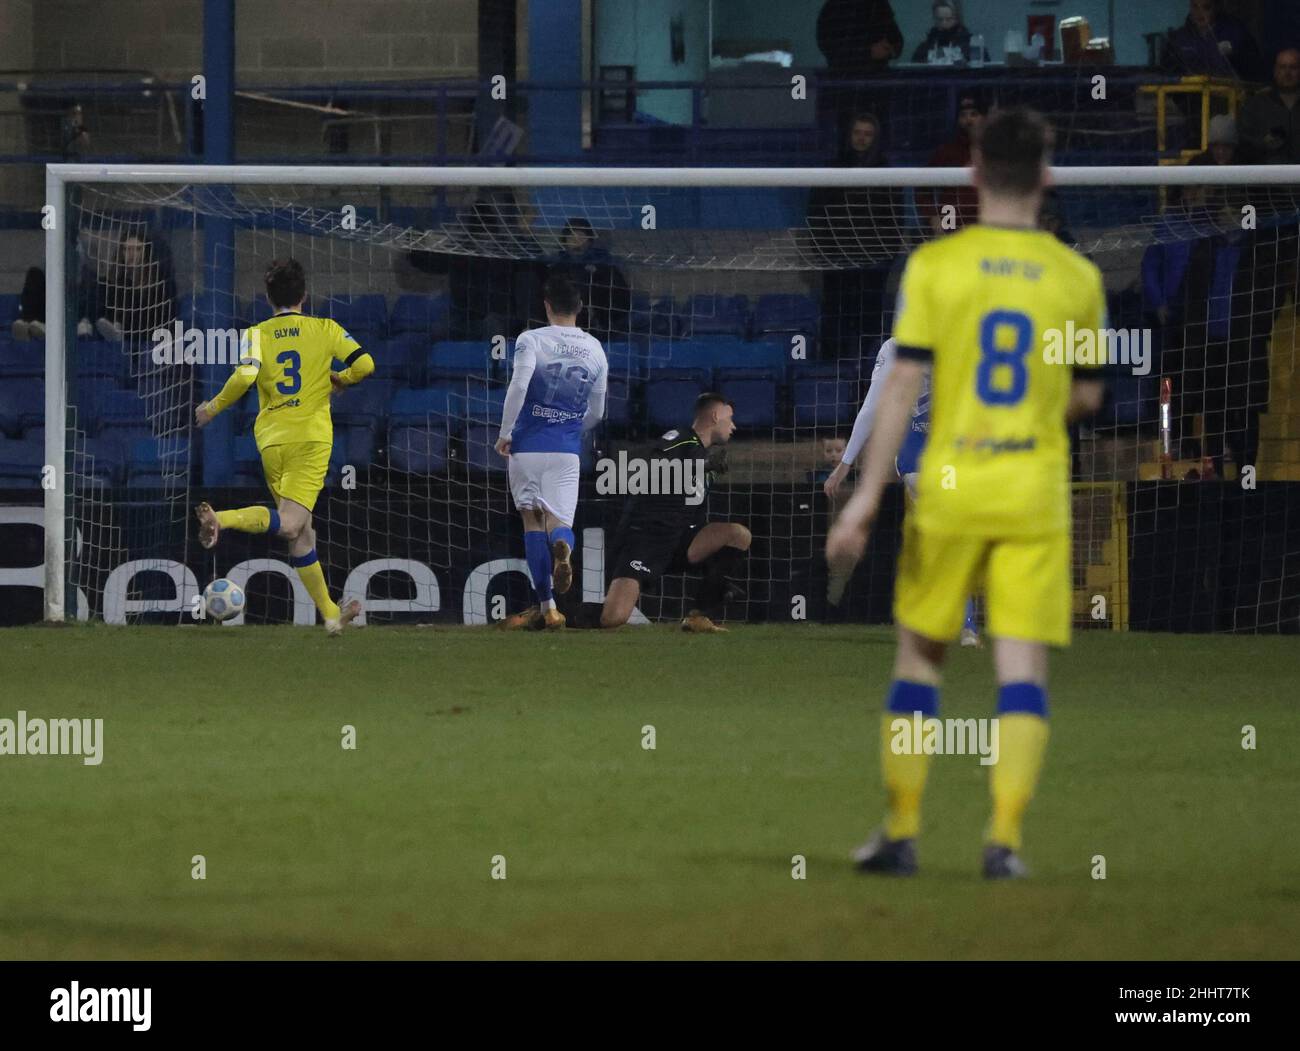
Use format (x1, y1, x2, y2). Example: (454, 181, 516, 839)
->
(204, 578, 246, 622)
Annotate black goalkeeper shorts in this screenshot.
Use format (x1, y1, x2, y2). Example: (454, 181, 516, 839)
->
(609, 520, 700, 585)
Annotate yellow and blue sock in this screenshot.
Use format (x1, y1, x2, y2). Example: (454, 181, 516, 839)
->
(524, 530, 555, 610)
(880, 680, 939, 841)
(216, 507, 281, 535)
(988, 682, 1050, 851)
(289, 548, 340, 622)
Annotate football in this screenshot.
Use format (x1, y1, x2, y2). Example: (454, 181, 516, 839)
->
(203, 578, 246, 622)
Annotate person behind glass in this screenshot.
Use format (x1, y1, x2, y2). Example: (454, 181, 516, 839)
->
(1163, 0, 1264, 82)
(911, 2, 979, 62)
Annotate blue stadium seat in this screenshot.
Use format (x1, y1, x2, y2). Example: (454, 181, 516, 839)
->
(1092, 375, 1154, 429)
(335, 423, 376, 468)
(80, 435, 125, 486)
(319, 293, 389, 339)
(0, 293, 21, 324)
(367, 336, 421, 383)
(683, 294, 750, 338)
(716, 371, 778, 429)
(754, 293, 820, 338)
(126, 438, 169, 488)
(331, 378, 393, 428)
(0, 342, 45, 380)
(647, 338, 786, 376)
(95, 389, 149, 427)
(388, 423, 451, 474)
(0, 434, 43, 487)
(75, 340, 127, 383)
(644, 368, 709, 431)
(648, 296, 678, 337)
(604, 340, 646, 379)
(0, 379, 43, 435)
(791, 365, 860, 428)
(462, 385, 507, 424)
(389, 293, 452, 339)
(461, 421, 506, 473)
(605, 374, 636, 430)
(389, 386, 462, 424)
(233, 435, 261, 468)
(429, 340, 495, 381)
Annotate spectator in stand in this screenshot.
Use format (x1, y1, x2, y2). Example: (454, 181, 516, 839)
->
(11, 267, 45, 340)
(1239, 48, 1300, 164)
(919, 93, 984, 236)
(910, 2, 979, 63)
(80, 231, 177, 353)
(1039, 190, 1075, 247)
(1163, 0, 1265, 82)
(817, 0, 903, 75)
(816, 0, 903, 147)
(806, 114, 905, 359)
(547, 218, 632, 343)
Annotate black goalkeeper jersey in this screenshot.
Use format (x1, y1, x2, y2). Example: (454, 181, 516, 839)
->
(613, 427, 726, 534)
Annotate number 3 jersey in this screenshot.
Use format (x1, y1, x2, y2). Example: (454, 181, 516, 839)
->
(891, 224, 1105, 537)
(507, 325, 609, 455)
(241, 312, 363, 449)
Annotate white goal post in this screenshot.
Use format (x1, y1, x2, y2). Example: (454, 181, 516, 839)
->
(42, 162, 1300, 624)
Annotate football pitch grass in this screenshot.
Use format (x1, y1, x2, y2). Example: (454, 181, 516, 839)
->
(0, 623, 1296, 960)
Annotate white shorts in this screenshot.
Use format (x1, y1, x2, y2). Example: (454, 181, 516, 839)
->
(508, 451, 580, 527)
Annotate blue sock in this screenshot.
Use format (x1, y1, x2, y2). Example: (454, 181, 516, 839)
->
(963, 598, 977, 634)
(548, 524, 575, 551)
(524, 530, 554, 607)
(998, 682, 1049, 718)
(885, 680, 940, 718)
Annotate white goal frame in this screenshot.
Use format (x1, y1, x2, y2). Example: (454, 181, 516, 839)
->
(43, 161, 1300, 621)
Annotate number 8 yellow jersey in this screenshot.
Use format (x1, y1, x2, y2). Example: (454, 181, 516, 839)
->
(891, 224, 1105, 537)
(242, 312, 362, 449)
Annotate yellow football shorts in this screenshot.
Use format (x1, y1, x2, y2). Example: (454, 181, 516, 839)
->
(894, 518, 1071, 646)
(259, 441, 331, 511)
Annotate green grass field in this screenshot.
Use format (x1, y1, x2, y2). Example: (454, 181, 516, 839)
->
(0, 623, 1296, 960)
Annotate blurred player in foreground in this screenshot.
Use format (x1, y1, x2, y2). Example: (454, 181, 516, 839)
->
(194, 258, 374, 635)
(498, 274, 608, 630)
(824, 337, 980, 645)
(826, 108, 1105, 878)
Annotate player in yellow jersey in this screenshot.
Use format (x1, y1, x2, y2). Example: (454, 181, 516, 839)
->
(192, 259, 375, 635)
(827, 109, 1106, 878)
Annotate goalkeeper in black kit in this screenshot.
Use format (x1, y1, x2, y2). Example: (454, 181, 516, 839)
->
(581, 392, 751, 632)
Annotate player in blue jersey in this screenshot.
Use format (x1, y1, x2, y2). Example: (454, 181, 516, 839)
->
(824, 338, 980, 645)
(496, 274, 609, 629)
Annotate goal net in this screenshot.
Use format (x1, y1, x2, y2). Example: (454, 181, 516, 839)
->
(42, 164, 1300, 632)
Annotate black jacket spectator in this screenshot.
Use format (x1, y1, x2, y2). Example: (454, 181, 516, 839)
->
(1239, 49, 1300, 163)
(816, 0, 903, 74)
(546, 219, 632, 343)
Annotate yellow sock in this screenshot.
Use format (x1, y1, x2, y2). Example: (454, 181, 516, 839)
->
(880, 712, 934, 840)
(988, 713, 1050, 850)
(293, 553, 340, 622)
(216, 506, 272, 533)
